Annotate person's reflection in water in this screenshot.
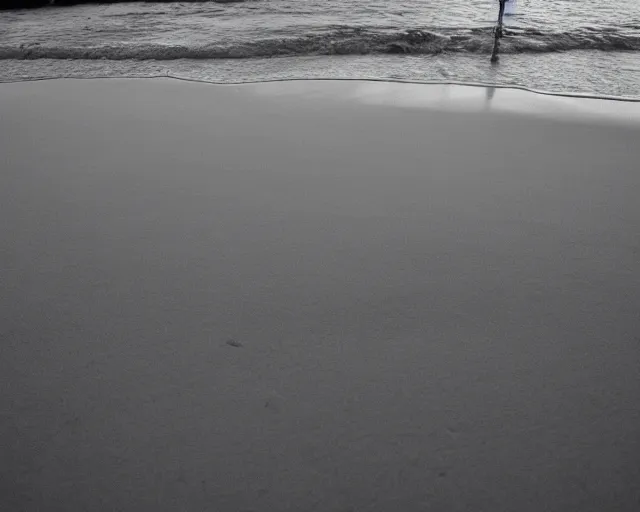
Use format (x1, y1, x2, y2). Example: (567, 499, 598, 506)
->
(485, 64, 499, 110)
(485, 85, 496, 108)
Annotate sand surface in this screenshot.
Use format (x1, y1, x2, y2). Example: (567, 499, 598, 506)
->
(1, 78, 639, 511)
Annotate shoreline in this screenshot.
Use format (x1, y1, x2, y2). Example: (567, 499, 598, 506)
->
(2, 51, 639, 99)
(2, 74, 640, 103)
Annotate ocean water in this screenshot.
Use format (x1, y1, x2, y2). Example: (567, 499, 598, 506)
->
(1, 0, 640, 97)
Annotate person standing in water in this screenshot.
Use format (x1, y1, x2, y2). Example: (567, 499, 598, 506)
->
(490, 0, 507, 63)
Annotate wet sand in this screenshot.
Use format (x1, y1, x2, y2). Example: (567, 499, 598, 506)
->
(1, 78, 639, 511)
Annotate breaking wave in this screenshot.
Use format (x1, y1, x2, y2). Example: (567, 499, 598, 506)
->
(2, 26, 639, 60)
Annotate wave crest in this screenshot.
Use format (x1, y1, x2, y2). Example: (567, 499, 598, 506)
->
(1, 26, 638, 60)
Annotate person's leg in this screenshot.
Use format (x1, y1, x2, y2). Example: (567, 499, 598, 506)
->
(490, 0, 507, 63)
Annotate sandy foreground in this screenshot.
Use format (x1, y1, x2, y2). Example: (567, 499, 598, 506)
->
(1, 78, 639, 511)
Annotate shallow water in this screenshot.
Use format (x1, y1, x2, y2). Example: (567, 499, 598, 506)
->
(1, 1, 639, 97)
